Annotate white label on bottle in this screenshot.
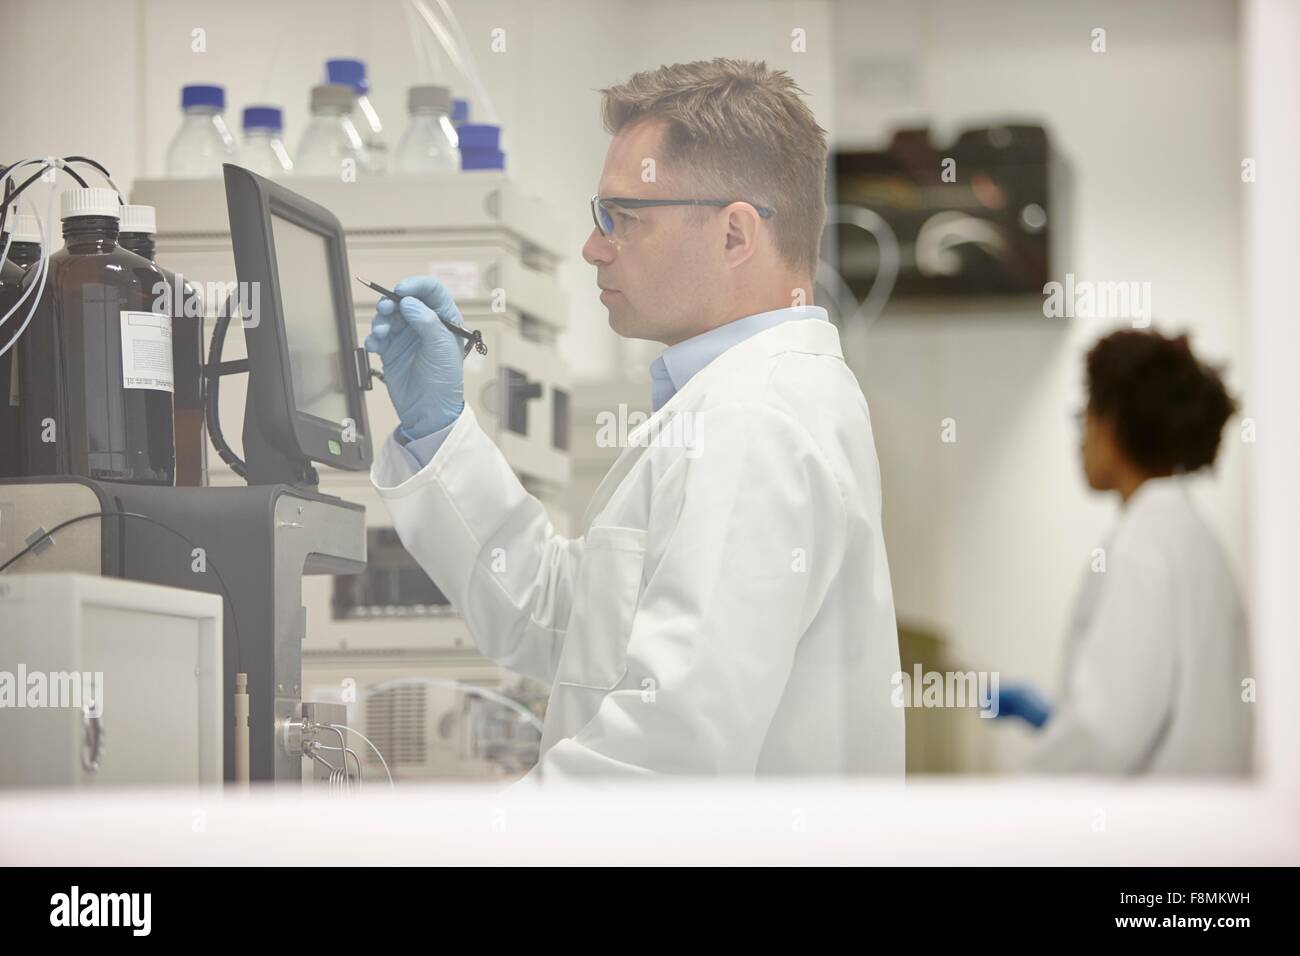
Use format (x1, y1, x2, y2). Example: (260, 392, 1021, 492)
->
(120, 310, 174, 393)
(428, 261, 479, 299)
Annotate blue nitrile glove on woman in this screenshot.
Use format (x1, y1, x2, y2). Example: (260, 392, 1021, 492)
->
(984, 681, 1053, 728)
(363, 276, 466, 441)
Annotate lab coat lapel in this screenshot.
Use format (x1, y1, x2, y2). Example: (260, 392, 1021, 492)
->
(581, 318, 843, 532)
(580, 410, 672, 531)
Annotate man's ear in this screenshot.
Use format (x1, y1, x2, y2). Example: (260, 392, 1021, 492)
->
(722, 202, 761, 267)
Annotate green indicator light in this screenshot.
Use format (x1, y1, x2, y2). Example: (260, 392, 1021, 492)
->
(328, 439, 342, 455)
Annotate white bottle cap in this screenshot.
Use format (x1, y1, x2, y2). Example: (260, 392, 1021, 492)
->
(9, 214, 44, 244)
(60, 187, 121, 221)
(311, 84, 355, 113)
(120, 204, 157, 235)
(408, 84, 452, 114)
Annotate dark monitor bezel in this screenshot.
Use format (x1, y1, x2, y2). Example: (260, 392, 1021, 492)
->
(223, 164, 372, 476)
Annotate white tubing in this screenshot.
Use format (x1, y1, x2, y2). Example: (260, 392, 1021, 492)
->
(0, 165, 57, 359)
(401, 0, 446, 84)
(408, 0, 498, 123)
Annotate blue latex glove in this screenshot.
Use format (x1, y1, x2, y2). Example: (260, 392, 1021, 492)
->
(364, 276, 467, 441)
(984, 681, 1053, 728)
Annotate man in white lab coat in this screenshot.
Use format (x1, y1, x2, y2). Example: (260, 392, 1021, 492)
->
(995, 330, 1252, 775)
(365, 59, 903, 779)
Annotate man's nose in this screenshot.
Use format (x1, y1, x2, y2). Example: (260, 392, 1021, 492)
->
(582, 227, 616, 266)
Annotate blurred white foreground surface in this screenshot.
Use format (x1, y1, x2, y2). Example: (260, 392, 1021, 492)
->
(1, 780, 1295, 865)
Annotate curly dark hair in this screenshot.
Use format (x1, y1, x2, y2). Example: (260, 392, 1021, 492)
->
(1086, 329, 1237, 474)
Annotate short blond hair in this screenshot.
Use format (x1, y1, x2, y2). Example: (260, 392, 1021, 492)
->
(599, 58, 828, 278)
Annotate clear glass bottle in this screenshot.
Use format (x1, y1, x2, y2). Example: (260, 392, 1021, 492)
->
(326, 58, 387, 174)
(395, 85, 461, 174)
(240, 106, 294, 178)
(15, 188, 175, 484)
(165, 84, 237, 179)
(295, 84, 371, 178)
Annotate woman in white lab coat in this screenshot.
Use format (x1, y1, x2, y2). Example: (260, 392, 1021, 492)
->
(995, 329, 1252, 775)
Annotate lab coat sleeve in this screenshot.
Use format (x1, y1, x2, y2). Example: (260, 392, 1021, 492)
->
(370, 403, 580, 683)
(398, 418, 457, 468)
(1026, 544, 1177, 773)
(537, 401, 849, 777)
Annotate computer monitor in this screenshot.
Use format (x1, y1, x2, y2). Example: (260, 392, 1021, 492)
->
(223, 164, 372, 486)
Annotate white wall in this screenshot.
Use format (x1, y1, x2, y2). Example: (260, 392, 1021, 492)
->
(1, 0, 142, 192)
(830, 0, 1248, 768)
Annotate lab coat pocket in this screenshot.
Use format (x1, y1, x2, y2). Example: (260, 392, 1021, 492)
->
(556, 525, 647, 691)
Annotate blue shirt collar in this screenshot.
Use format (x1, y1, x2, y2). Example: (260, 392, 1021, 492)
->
(649, 305, 828, 412)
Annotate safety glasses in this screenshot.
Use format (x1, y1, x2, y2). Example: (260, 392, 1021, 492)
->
(590, 194, 775, 243)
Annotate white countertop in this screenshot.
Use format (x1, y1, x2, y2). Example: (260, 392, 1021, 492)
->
(1, 778, 1295, 865)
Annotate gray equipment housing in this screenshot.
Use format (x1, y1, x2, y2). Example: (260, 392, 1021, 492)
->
(0, 476, 365, 783)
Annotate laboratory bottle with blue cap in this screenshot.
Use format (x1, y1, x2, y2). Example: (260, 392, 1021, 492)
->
(240, 106, 294, 178)
(165, 84, 238, 178)
(326, 58, 387, 174)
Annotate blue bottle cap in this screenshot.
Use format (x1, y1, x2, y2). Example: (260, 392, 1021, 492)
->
(457, 123, 500, 151)
(325, 58, 369, 95)
(181, 84, 225, 110)
(460, 149, 505, 171)
(243, 106, 284, 131)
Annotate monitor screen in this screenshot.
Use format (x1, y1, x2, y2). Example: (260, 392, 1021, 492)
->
(225, 163, 372, 480)
(269, 213, 351, 426)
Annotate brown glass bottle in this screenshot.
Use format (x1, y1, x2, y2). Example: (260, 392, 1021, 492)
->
(118, 224, 206, 486)
(4, 235, 43, 270)
(16, 208, 175, 484)
(0, 242, 37, 477)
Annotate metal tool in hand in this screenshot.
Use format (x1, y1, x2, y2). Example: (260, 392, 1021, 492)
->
(355, 277, 487, 357)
